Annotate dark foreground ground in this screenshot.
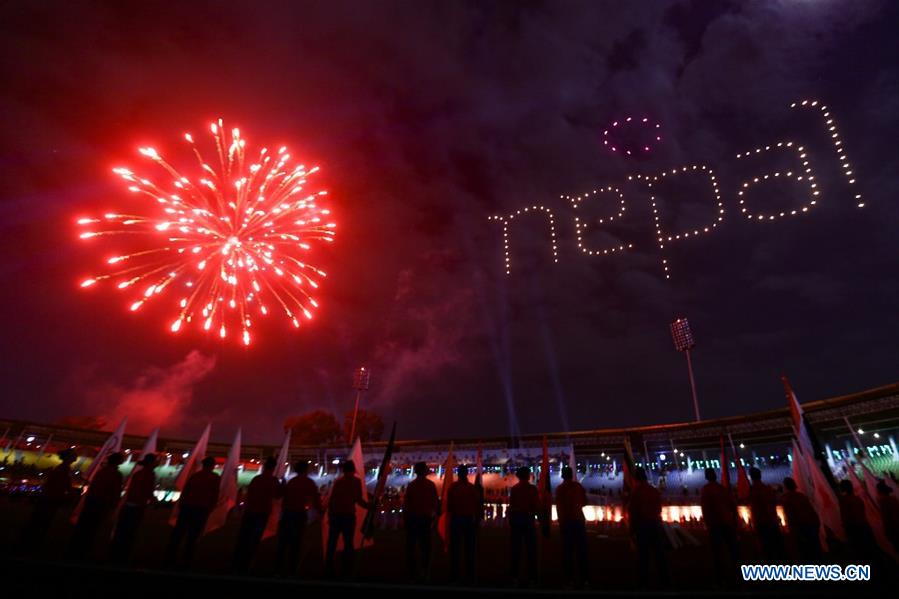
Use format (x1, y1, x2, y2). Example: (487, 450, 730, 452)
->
(0, 496, 893, 597)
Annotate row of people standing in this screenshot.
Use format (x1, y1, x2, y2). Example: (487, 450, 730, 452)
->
(402, 462, 590, 587)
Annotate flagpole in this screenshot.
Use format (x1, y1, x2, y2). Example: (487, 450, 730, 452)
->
(842, 416, 869, 459)
(349, 367, 371, 444)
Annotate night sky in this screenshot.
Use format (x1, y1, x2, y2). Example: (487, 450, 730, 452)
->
(2, 1, 898, 443)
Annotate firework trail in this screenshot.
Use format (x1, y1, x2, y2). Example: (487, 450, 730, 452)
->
(78, 119, 335, 346)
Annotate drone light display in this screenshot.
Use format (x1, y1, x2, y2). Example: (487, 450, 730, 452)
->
(77, 119, 336, 346)
(490, 99, 863, 278)
(602, 116, 662, 156)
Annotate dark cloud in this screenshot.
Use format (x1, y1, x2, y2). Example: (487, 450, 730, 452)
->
(0, 1, 897, 443)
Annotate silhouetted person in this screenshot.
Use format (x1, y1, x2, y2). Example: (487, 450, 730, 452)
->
(275, 460, 322, 576)
(555, 465, 588, 587)
(448, 464, 480, 583)
(508, 466, 539, 586)
(403, 461, 439, 581)
(20, 448, 77, 553)
(67, 452, 125, 559)
(110, 453, 157, 563)
(748, 467, 785, 562)
(877, 481, 899, 552)
(628, 467, 669, 588)
(700, 468, 740, 586)
(781, 477, 822, 562)
(838, 479, 876, 560)
(325, 460, 369, 577)
(233, 456, 281, 573)
(165, 456, 220, 568)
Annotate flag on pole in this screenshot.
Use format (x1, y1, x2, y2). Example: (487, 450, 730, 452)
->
(622, 436, 636, 495)
(437, 442, 455, 550)
(169, 423, 211, 526)
(719, 435, 730, 489)
(206, 429, 241, 534)
(364, 422, 397, 539)
(263, 429, 292, 539)
(4, 430, 23, 457)
(71, 418, 127, 524)
(538, 436, 552, 537)
(728, 434, 750, 501)
(83, 418, 127, 483)
(123, 428, 158, 492)
(321, 438, 370, 556)
(568, 444, 578, 481)
(474, 444, 485, 521)
(782, 376, 844, 541)
(34, 433, 54, 466)
(842, 460, 899, 561)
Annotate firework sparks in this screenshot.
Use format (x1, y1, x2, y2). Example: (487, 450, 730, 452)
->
(78, 119, 335, 346)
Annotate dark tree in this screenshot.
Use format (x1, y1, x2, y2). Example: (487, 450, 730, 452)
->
(344, 409, 384, 442)
(283, 410, 342, 445)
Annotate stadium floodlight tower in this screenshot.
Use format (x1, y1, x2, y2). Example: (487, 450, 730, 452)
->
(670, 318, 701, 422)
(348, 366, 371, 443)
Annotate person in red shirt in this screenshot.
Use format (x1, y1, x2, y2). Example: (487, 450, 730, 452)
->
(838, 479, 876, 560)
(780, 477, 821, 561)
(403, 461, 439, 581)
(233, 456, 282, 572)
(325, 460, 370, 577)
(508, 466, 539, 586)
(165, 456, 221, 568)
(109, 453, 158, 562)
(447, 464, 480, 583)
(700, 467, 740, 586)
(627, 467, 669, 587)
(556, 465, 588, 587)
(877, 481, 899, 553)
(748, 467, 785, 563)
(67, 452, 125, 559)
(20, 448, 78, 553)
(275, 460, 322, 576)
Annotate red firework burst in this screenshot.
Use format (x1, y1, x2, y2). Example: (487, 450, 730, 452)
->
(77, 119, 336, 346)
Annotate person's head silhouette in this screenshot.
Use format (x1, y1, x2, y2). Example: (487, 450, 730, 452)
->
(515, 466, 531, 483)
(139, 453, 157, 469)
(342, 460, 356, 475)
(749, 467, 762, 482)
(107, 452, 125, 467)
(705, 468, 717, 482)
(633, 466, 647, 482)
(262, 456, 277, 473)
(561, 466, 574, 481)
(201, 456, 216, 471)
(413, 461, 429, 477)
(293, 460, 309, 475)
(783, 477, 797, 491)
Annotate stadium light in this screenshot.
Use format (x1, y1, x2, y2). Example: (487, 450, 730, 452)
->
(348, 366, 371, 443)
(670, 317, 701, 421)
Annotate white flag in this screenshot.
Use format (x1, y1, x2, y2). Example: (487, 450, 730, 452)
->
(321, 438, 369, 557)
(263, 429, 291, 539)
(843, 460, 899, 561)
(784, 378, 845, 541)
(437, 442, 456, 550)
(83, 418, 127, 482)
(71, 418, 127, 524)
(169, 424, 211, 526)
(205, 429, 241, 534)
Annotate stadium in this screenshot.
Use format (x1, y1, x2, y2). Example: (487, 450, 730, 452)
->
(4, 382, 898, 514)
